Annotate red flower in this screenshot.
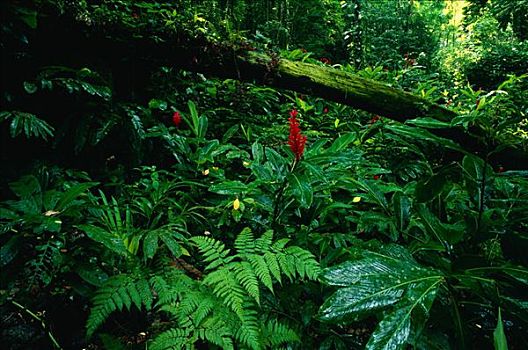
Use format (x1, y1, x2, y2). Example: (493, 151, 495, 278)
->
(323, 107, 329, 114)
(172, 111, 182, 127)
(369, 115, 381, 125)
(288, 111, 307, 161)
(373, 175, 380, 180)
(319, 57, 331, 65)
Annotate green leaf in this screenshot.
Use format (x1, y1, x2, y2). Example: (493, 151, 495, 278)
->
(417, 205, 463, 245)
(351, 179, 388, 211)
(148, 99, 167, 110)
(406, 117, 451, 129)
(198, 115, 208, 139)
(366, 306, 411, 350)
(56, 182, 97, 211)
(23, 81, 38, 94)
(319, 283, 404, 322)
(326, 133, 357, 153)
(392, 192, 411, 231)
(494, 308, 508, 350)
(415, 173, 449, 203)
(78, 224, 128, 256)
(209, 181, 248, 195)
(288, 173, 313, 208)
(0, 236, 21, 266)
(386, 124, 467, 154)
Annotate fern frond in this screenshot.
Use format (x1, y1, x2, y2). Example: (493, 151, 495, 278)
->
(150, 328, 191, 350)
(233, 261, 260, 304)
(191, 236, 233, 270)
(262, 320, 300, 347)
(204, 268, 246, 315)
(264, 251, 282, 284)
(235, 307, 261, 350)
(254, 230, 274, 252)
(198, 317, 234, 350)
(284, 246, 321, 280)
(246, 255, 274, 293)
(86, 274, 152, 338)
(234, 227, 255, 255)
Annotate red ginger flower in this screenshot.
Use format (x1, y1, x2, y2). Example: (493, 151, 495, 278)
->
(288, 110, 307, 161)
(172, 111, 182, 127)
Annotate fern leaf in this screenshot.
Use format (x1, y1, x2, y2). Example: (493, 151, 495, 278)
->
(262, 320, 300, 347)
(191, 236, 232, 270)
(150, 329, 190, 350)
(234, 227, 255, 255)
(284, 246, 321, 280)
(86, 274, 152, 338)
(235, 308, 261, 350)
(264, 252, 282, 284)
(233, 262, 260, 304)
(247, 255, 274, 293)
(254, 230, 274, 252)
(205, 269, 246, 315)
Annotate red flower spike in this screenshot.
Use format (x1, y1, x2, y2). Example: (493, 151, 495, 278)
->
(373, 175, 380, 180)
(369, 115, 381, 125)
(172, 111, 182, 127)
(288, 113, 307, 161)
(323, 107, 329, 114)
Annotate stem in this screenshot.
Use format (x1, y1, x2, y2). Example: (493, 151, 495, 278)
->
(11, 300, 63, 350)
(271, 159, 298, 228)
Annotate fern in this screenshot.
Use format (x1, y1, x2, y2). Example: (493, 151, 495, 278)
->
(261, 320, 300, 348)
(86, 273, 153, 338)
(191, 235, 233, 270)
(149, 329, 191, 350)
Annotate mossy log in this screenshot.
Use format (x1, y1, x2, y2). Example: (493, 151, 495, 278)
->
(30, 10, 528, 169)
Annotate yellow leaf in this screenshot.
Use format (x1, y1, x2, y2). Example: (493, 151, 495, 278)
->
(233, 198, 240, 210)
(353, 196, 362, 203)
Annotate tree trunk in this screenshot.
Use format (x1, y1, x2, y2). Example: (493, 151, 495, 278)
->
(33, 10, 528, 169)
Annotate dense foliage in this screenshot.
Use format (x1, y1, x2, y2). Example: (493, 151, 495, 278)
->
(1, 1, 527, 349)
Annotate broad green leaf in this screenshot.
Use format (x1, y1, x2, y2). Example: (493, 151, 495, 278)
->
(78, 224, 128, 256)
(288, 173, 313, 208)
(366, 277, 442, 350)
(252, 141, 264, 164)
(320, 258, 400, 287)
(209, 181, 249, 195)
(493, 308, 508, 350)
(319, 283, 403, 322)
(351, 178, 388, 211)
(406, 117, 451, 129)
(9, 175, 41, 198)
(417, 205, 463, 245)
(392, 192, 411, 231)
(366, 306, 411, 350)
(198, 115, 208, 139)
(56, 182, 98, 211)
(415, 173, 449, 203)
(148, 99, 167, 110)
(327, 133, 357, 153)
(386, 124, 467, 154)
(0, 236, 21, 266)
